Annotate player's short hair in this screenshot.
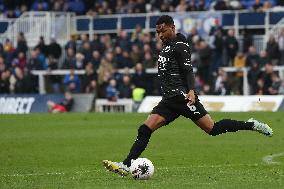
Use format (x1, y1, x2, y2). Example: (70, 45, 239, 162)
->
(156, 15, 174, 26)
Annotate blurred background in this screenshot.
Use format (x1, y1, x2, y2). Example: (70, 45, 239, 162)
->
(0, 0, 284, 113)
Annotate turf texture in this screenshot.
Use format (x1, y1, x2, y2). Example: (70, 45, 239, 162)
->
(0, 112, 283, 189)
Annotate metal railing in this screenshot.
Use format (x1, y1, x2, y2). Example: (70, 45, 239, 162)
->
(0, 12, 75, 47)
(31, 66, 284, 95)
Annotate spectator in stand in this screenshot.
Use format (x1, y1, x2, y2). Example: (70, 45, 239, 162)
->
(259, 50, 270, 68)
(118, 75, 132, 98)
(62, 47, 76, 69)
(132, 63, 147, 90)
(248, 62, 261, 94)
(130, 44, 142, 65)
(197, 0, 206, 11)
(65, 35, 77, 54)
(214, 68, 231, 95)
(233, 51, 246, 94)
(47, 92, 74, 113)
(68, 0, 85, 15)
(63, 68, 81, 93)
(97, 57, 114, 87)
(90, 50, 101, 71)
(261, 63, 274, 94)
(32, 0, 49, 11)
(35, 36, 48, 57)
(115, 0, 127, 14)
(13, 67, 27, 93)
(176, 0, 188, 12)
(27, 49, 43, 70)
(74, 52, 85, 69)
(82, 63, 97, 93)
(46, 55, 61, 93)
(91, 34, 104, 54)
(3, 39, 16, 68)
(246, 46, 260, 68)
(16, 32, 28, 55)
(116, 30, 132, 52)
(143, 51, 156, 68)
(266, 35, 280, 65)
(197, 41, 212, 85)
(278, 29, 284, 65)
(209, 28, 223, 73)
(113, 46, 124, 68)
(0, 43, 4, 57)
(0, 69, 10, 93)
(278, 80, 284, 95)
(224, 29, 239, 66)
(262, 1, 272, 11)
(268, 73, 281, 95)
(106, 78, 119, 101)
(252, 0, 263, 11)
(214, 0, 229, 10)
(120, 50, 134, 69)
(256, 78, 264, 95)
(80, 41, 92, 63)
(48, 37, 62, 60)
(131, 25, 144, 44)
(11, 52, 27, 71)
(242, 28, 253, 54)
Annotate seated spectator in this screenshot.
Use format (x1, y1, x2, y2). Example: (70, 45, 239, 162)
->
(256, 78, 264, 95)
(261, 63, 274, 94)
(278, 80, 284, 95)
(35, 36, 48, 57)
(132, 63, 147, 89)
(118, 75, 133, 98)
(106, 79, 119, 101)
(245, 46, 260, 68)
(0, 70, 10, 93)
(16, 32, 28, 55)
(214, 68, 231, 95)
(27, 49, 43, 70)
(11, 52, 27, 71)
(268, 73, 281, 95)
(47, 92, 74, 113)
(62, 48, 76, 69)
(266, 35, 280, 65)
(74, 53, 85, 69)
(259, 50, 269, 68)
(82, 63, 97, 93)
(252, 0, 263, 11)
(48, 37, 62, 60)
(63, 68, 81, 93)
(46, 55, 61, 93)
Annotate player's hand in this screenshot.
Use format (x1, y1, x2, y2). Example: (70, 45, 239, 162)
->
(185, 90, 195, 105)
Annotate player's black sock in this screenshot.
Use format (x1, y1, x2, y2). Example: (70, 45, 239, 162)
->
(123, 124, 153, 167)
(209, 119, 254, 136)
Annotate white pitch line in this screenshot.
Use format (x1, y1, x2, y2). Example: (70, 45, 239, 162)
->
(262, 152, 284, 165)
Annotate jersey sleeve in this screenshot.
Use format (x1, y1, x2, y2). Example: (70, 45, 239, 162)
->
(174, 42, 195, 90)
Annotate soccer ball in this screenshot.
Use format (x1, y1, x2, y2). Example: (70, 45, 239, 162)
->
(130, 158, 154, 180)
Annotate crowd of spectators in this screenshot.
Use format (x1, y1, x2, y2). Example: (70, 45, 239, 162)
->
(1, 23, 284, 98)
(0, 0, 283, 18)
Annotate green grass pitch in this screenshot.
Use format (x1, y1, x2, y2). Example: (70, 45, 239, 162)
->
(0, 112, 283, 189)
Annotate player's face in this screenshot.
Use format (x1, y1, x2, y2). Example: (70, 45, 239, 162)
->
(156, 23, 175, 43)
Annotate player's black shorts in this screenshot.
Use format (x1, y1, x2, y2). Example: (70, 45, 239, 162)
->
(151, 94, 208, 125)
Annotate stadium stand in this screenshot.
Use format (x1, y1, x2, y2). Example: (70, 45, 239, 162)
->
(1, 0, 284, 104)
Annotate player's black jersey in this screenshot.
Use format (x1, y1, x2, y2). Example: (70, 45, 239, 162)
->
(157, 33, 195, 99)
